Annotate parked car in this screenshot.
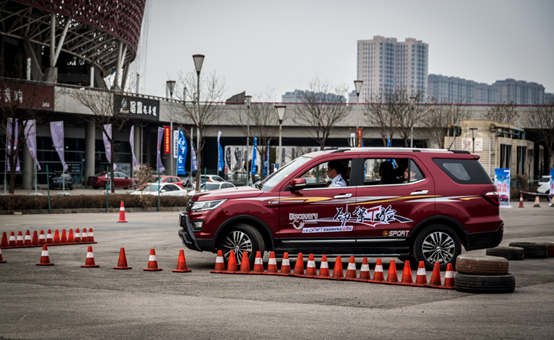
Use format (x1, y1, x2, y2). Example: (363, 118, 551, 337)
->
(227, 171, 249, 186)
(536, 175, 551, 194)
(49, 173, 73, 190)
(131, 182, 187, 196)
(179, 147, 503, 268)
(200, 181, 236, 191)
(201, 174, 225, 183)
(137, 175, 187, 190)
(87, 171, 134, 189)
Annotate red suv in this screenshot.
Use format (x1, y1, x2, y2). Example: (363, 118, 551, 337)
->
(179, 148, 503, 268)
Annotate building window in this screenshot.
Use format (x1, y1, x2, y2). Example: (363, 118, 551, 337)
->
(499, 144, 512, 169)
(516, 146, 526, 175)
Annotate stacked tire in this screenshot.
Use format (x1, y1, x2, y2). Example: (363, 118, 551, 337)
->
(454, 255, 515, 293)
(508, 241, 552, 259)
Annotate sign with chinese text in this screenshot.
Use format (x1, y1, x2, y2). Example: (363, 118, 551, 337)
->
(494, 168, 511, 208)
(163, 126, 171, 155)
(0, 79, 54, 111)
(114, 94, 159, 121)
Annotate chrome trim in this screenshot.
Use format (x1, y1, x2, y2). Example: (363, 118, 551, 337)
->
(357, 238, 407, 243)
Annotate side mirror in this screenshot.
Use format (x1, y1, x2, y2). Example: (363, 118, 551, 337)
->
(290, 178, 306, 191)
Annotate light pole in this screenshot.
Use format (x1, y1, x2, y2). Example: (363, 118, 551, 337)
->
(470, 127, 478, 154)
(166, 80, 176, 175)
(409, 96, 416, 148)
(354, 80, 363, 102)
(192, 54, 204, 191)
(274, 105, 286, 169)
(244, 95, 252, 185)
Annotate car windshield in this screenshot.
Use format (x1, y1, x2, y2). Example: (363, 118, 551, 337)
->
(259, 156, 312, 192)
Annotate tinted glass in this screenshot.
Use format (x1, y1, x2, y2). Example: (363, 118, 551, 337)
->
(433, 158, 492, 184)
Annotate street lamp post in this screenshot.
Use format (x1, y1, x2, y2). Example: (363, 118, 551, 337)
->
(274, 105, 286, 169)
(166, 80, 176, 175)
(192, 54, 205, 191)
(409, 96, 417, 148)
(470, 127, 478, 154)
(354, 80, 363, 102)
(244, 95, 252, 185)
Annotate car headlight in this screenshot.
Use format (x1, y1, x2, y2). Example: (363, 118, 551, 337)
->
(191, 199, 226, 212)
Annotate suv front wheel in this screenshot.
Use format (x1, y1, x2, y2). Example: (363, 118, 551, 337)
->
(413, 224, 461, 269)
(218, 224, 265, 265)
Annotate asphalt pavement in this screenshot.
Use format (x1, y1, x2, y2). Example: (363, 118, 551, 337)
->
(0, 206, 553, 339)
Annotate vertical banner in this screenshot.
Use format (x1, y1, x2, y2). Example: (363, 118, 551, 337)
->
(102, 124, 112, 166)
(50, 121, 68, 172)
(357, 127, 363, 147)
(173, 130, 179, 159)
(550, 169, 554, 199)
(494, 168, 511, 208)
(177, 130, 187, 176)
(129, 125, 138, 171)
(263, 140, 270, 177)
(156, 127, 165, 173)
(163, 125, 171, 155)
(190, 136, 197, 174)
(250, 136, 258, 176)
(6, 118, 20, 172)
(217, 131, 224, 173)
(24, 119, 41, 170)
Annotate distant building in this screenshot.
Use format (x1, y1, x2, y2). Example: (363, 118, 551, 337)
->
(545, 93, 554, 104)
(428, 75, 546, 104)
(357, 36, 428, 101)
(281, 89, 346, 103)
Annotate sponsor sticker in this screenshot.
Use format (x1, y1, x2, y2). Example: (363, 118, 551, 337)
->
(289, 213, 318, 230)
(302, 226, 353, 233)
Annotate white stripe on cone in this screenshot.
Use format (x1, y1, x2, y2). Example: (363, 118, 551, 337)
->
(307, 261, 316, 268)
(9, 236, 15, 241)
(268, 258, 277, 265)
(254, 257, 263, 265)
(41, 250, 48, 256)
(320, 262, 328, 269)
(375, 265, 383, 272)
(39, 234, 45, 240)
(17, 235, 23, 241)
(86, 252, 94, 258)
(148, 255, 157, 262)
(215, 256, 224, 263)
(347, 263, 356, 270)
(24, 235, 31, 241)
(46, 233, 52, 239)
(361, 264, 370, 271)
(120, 206, 125, 211)
(417, 268, 427, 276)
(282, 259, 290, 266)
(445, 270, 455, 278)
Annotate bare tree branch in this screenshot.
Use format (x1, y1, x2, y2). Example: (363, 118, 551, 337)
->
(422, 103, 468, 148)
(486, 103, 518, 124)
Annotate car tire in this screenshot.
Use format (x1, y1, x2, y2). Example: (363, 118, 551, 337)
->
(486, 246, 525, 260)
(454, 273, 515, 294)
(508, 242, 549, 259)
(218, 224, 265, 265)
(413, 224, 461, 270)
(456, 255, 509, 275)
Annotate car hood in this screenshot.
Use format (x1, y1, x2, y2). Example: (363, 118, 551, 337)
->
(189, 185, 264, 201)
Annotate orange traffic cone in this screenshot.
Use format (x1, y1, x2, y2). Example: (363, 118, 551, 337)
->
(74, 228, 81, 242)
(36, 244, 54, 266)
(53, 229, 61, 243)
(280, 252, 291, 274)
(16, 231, 23, 246)
(0, 248, 6, 263)
(240, 251, 251, 273)
(81, 228, 88, 242)
(373, 258, 384, 281)
(226, 250, 238, 272)
(294, 253, 304, 275)
(1, 232, 7, 247)
(444, 263, 455, 288)
(172, 249, 192, 273)
(415, 261, 427, 285)
(319, 255, 330, 277)
(333, 256, 344, 279)
(345, 256, 357, 279)
(24, 230, 32, 246)
(118, 201, 127, 223)
(88, 228, 95, 243)
(429, 262, 442, 286)
(213, 250, 225, 272)
(359, 257, 370, 280)
(81, 246, 100, 268)
(401, 260, 413, 284)
(8, 232, 16, 246)
(533, 195, 541, 208)
(61, 229, 67, 243)
(32, 230, 38, 246)
(113, 247, 132, 270)
(305, 254, 317, 276)
(46, 229, 53, 243)
(518, 192, 524, 208)
(267, 251, 278, 273)
(38, 230, 45, 244)
(143, 248, 162, 271)
(387, 259, 398, 282)
(253, 251, 264, 273)
(67, 229, 74, 243)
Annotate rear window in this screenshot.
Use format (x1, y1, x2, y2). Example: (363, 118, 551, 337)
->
(433, 158, 492, 184)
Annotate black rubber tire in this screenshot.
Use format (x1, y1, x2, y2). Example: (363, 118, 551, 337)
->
(454, 273, 516, 293)
(456, 255, 509, 275)
(536, 242, 554, 257)
(413, 224, 462, 270)
(218, 224, 265, 265)
(508, 242, 549, 259)
(486, 246, 525, 261)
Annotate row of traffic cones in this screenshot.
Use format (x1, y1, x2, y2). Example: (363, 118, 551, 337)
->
(211, 251, 455, 289)
(1, 245, 191, 273)
(1, 228, 96, 249)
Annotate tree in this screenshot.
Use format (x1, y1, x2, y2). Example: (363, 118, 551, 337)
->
(486, 103, 518, 124)
(527, 105, 554, 173)
(176, 72, 224, 190)
(363, 95, 395, 146)
(293, 80, 348, 150)
(423, 103, 469, 148)
(389, 89, 426, 147)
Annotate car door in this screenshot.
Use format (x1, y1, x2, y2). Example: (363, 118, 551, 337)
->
(276, 157, 358, 254)
(353, 155, 434, 254)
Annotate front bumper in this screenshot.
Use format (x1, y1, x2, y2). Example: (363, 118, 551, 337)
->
(178, 212, 215, 251)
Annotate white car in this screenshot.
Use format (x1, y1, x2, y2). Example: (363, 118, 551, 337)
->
(131, 183, 188, 196)
(537, 176, 551, 194)
(201, 181, 236, 191)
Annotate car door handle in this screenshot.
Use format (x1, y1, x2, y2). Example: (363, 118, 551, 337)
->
(334, 193, 352, 199)
(410, 190, 429, 195)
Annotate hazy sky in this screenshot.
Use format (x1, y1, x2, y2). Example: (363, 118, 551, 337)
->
(132, 0, 554, 101)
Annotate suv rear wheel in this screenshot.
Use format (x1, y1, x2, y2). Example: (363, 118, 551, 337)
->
(413, 224, 461, 269)
(218, 224, 265, 265)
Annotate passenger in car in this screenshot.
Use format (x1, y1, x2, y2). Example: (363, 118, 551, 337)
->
(327, 160, 347, 187)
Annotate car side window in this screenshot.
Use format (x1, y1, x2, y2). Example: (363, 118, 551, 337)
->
(299, 158, 352, 188)
(361, 158, 424, 185)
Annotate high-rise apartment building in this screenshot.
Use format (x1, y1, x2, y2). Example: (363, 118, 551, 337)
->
(357, 36, 428, 102)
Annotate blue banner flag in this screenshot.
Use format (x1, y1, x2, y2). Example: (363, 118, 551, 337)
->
(217, 131, 224, 173)
(250, 136, 258, 175)
(190, 139, 197, 174)
(177, 130, 187, 175)
(263, 140, 270, 177)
